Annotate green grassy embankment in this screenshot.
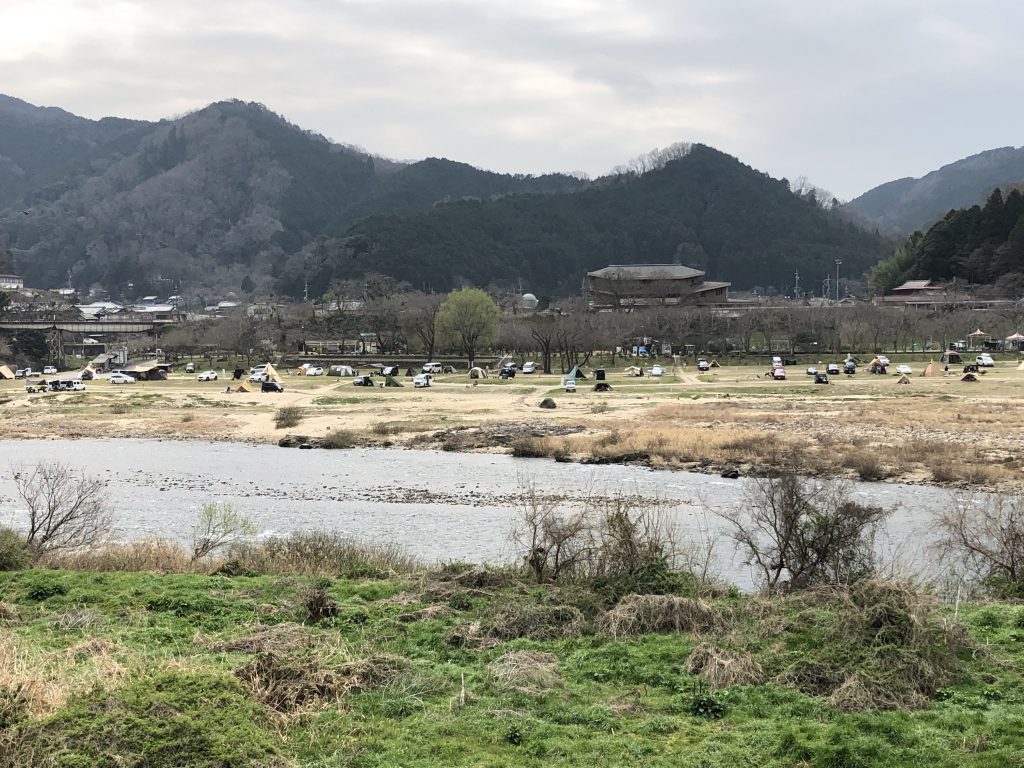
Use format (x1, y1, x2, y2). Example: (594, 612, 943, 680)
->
(2, 567, 1024, 767)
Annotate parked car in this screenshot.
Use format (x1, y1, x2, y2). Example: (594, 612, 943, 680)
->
(696, 359, 711, 372)
(826, 363, 841, 375)
(49, 379, 86, 392)
(185, 363, 195, 373)
(413, 374, 432, 388)
(648, 365, 665, 377)
(772, 367, 786, 380)
(352, 376, 376, 387)
(109, 372, 135, 384)
(261, 381, 284, 393)
(771, 356, 782, 367)
(564, 379, 577, 392)
(976, 354, 995, 367)
(805, 366, 818, 376)
(499, 365, 516, 379)
(42, 365, 57, 375)
(304, 366, 324, 376)
(844, 362, 856, 374)
(814, 372, 829, 385)
(196, 370, 218, 381)
(14, 369, 26, 379)
(896, 364, 913, 375)
(422, 362, 443, 374)
(248, 371, 268, 383)
(521, 362, 536, 374)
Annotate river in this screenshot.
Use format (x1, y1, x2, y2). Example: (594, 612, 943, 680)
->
(0, 440, 962, 588)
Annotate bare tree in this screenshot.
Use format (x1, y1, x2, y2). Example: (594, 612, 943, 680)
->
(933, 492, 1024, 597)
(13, 462, 111, 555)
(403, 293, 443, 360)
(719, 458, 889, 594)
(190, 503, 257, 562)
(510, 479, 590, 583)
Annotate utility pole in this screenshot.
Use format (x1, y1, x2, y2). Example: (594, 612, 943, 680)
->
(793, 269, 800, 300)
(834, 259, 842, 302)
(303, 280, 309, 303)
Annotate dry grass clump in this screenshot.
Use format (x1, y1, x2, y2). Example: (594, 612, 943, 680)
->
(598, 594, 725, 639)
(378, 591, 421, 607)
(321, 429, 357, 449)
(235, 651, 406, 720)
(487, 650, 562, 695)
(686, 643, 764, 687)
(0, 631, 129, 719)
(0, 602, 21, 623)
(209, 623, 314, 655)
(841, 450, 892, 481)
(446, 620, 498, 651)
(48, 609, 104, 632)
(274, 406, 304, 429)
(39, 539, 195, 573)
(484, 603, 587, 641)
(226, 531, 419, 578)
(397, 605, 453, 623)
(775, 580, 969, 711)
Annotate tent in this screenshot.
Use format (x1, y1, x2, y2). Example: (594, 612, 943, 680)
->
(262, 362, 282, 382)
(961, 372, 979, 382)
(566, 365, 587, 380)
(922, 361, 941, 377)
(469, 367, 488, 379)
(328, 365, 354, 377)
(593, 382, 613, 392)
(235, 381, 253, 392)
(625, 366, 643, 376)
(0, 365, 14, 380)
(939, 351, 962, 365)
(897, 374, 911, 385)
(384, 375, 403, 387)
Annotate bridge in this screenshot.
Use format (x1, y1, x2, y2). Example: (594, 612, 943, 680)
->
(0, 316, 174, 367)
(0, 319, 168, 334)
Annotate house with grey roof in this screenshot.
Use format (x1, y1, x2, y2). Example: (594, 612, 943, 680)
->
(585, 264, 730, 310)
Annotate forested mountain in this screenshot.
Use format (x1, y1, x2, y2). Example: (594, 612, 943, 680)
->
(844, 147, 1024, 235)
(869, 188, 1024, 294)
(0, 97, 586, 298)
(284, 144, 887, 297)
(1, 96, 886, 299)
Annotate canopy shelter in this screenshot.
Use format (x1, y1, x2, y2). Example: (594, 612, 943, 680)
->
(0, 364, 14, 380)
(1006, 332, 1024, 351)
(967, 329, 990, 349)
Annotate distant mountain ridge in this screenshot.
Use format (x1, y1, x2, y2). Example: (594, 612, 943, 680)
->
(844, 146, 1024, 234)
(1, 95, 884, 298)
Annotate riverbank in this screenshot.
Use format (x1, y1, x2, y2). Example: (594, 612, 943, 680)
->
(2, 363, 1023, 489)
(1, 565, 1022, 767)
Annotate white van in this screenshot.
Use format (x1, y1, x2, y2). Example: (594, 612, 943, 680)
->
(422, 362, 443, 374)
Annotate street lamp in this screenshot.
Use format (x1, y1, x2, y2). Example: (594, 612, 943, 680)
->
(834, 259, 842, 302)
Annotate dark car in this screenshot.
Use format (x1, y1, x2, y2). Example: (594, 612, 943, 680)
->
(261, 381, 284, 393)
(499, 365, 516, 379)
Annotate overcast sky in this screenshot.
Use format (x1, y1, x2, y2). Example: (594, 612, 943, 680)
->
(2, 0, 1021, 200)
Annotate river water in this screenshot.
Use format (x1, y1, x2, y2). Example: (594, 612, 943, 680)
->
(0, 440, 962, 588)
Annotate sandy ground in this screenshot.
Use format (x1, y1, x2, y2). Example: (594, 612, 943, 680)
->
(2, 361, 1023, 488)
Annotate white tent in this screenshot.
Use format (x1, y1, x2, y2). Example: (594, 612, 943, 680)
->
(469, 367, 488, 379)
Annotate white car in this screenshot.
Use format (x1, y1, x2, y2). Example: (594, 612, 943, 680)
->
(877, 355, 890, 366)
(109, 372, 135, 384)
(422, 362, 443, 374)
(248, 371, 268, 383)
(564, 379, 577, 392)
(304, 366, 324, 376)
(896, 364, 913, 375)
(647, 365, 665, 377)
(976, 354, 995, 367)
(413, 373, 432, 388)
(805, 366, 818, 376)
(521, 362, 536, 374)
(42, 365, 57, 375)
(196, 370, 218, 381)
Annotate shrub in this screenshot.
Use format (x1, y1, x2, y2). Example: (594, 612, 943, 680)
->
(321, 429, 357, 449)
(598, 594, 724, 638)
(226, 531, 419, 578)
(0, 528, 31, 571)
(273, 406, 304, 429)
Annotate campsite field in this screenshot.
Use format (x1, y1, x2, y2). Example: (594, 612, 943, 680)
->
(2, 360, 1023, 488)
